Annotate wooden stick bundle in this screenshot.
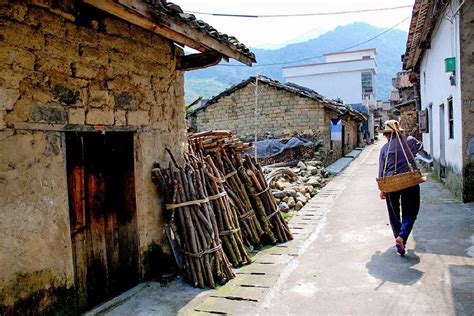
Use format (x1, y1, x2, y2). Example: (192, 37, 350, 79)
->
(243, 154, 293, 243)
(152, 160, 234, 288)
(189, 131, 292, 245)
(204, 156, 252, 267)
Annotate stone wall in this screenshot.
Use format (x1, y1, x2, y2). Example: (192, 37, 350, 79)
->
(460, 3, 474, 202)
(194, 84, 329, 140)
(0, 2, 186, 313)
(192, 83, 360, 164)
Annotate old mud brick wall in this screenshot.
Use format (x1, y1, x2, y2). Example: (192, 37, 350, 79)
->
(0, 2, 186, 313)
(343, 118, 359, 155)
(194, 83, 346, 164)
(461, 3, 474, 202)
(194, 84, 329, 139)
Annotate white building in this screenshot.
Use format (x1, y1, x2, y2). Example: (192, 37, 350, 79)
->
(282, 48, 377, 106)
(282, 48, 377, 140)
(403, 0, 473, 202)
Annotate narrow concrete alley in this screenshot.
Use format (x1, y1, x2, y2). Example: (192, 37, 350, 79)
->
(88, 142, 474, 316)
(258, 141, 474, 315)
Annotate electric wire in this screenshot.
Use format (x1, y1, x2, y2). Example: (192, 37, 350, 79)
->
(185, 5, 413, 18)
(216, 16, 411, 67)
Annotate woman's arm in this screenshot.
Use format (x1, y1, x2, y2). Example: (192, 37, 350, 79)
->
(407, 136, 423, 154)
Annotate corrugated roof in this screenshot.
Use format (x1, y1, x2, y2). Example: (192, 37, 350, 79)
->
(144, 0, 255, 62)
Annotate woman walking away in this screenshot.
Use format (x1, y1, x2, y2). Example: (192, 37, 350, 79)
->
(378, 120, 424, 256)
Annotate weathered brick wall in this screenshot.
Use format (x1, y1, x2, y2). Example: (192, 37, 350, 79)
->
(194, 84, 328, 140)
(0, 2, 186, 313)
(398, 104, 421, 139)
(461, 3, 474, 202)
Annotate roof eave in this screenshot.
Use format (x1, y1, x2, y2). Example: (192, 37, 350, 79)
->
(82, 0, 255, 66)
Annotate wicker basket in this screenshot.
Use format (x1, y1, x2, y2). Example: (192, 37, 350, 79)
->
(377, 130, 426, 193)
(377, 170, 426, 193)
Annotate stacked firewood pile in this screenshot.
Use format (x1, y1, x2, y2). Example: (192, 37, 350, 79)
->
(190, 131, 293, 245)
(189, 130, 252, 154)
(259, 144, 314, 166)
(152, 130, 292, 288)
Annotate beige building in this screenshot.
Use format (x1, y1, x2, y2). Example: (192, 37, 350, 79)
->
(190, 76, 365, 164)
(0, 0, 254, 314)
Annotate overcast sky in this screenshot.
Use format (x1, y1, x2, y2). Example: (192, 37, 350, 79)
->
(172, 0, 415, 48)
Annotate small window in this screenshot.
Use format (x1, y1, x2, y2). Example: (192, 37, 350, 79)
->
(361, 72, 373, 94)
(419, 109, 429, 133)
(448, 97, 454, 139)
(362, 55, 371, 59)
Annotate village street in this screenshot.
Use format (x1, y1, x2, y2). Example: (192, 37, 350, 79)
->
(2, 1, 473, 314)
(88, 142, 474, 316)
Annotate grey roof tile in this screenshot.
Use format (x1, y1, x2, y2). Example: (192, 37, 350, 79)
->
(144, 0, 255, 61)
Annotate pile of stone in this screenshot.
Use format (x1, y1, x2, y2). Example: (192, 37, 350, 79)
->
(268, 160, 329, 213)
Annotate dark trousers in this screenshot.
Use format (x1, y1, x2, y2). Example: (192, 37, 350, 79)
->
(386, 185, 420, 242)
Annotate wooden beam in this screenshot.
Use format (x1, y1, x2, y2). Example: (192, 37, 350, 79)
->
(121, 0, 254, 65)
(82, 0, 254, 66)
(9, 122, 142, 132)
(177, 51, 222, 71)
(28, 0, 76, 21)
(82, 0, 208, 52)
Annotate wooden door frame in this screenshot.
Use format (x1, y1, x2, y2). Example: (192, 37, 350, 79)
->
(65, 131, 139, 311)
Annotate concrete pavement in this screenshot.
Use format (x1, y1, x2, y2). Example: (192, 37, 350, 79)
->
(258, 141, 474, 316)
(88, 141, 474, 315)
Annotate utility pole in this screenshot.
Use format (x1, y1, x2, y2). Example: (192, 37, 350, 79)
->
(254, 75, 259, 161)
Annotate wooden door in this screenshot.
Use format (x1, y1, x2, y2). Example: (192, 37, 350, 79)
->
(66, 132, 138, 311)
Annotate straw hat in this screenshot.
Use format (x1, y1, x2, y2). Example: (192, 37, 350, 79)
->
(380, 119, 404, 133)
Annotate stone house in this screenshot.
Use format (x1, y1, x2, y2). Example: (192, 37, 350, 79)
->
(190, 76, 365, 164)
(0, 0, 254, 314)
(403, 0, 473, 201)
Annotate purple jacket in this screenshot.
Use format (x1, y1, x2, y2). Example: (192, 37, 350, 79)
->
(378, 136, 423, 178)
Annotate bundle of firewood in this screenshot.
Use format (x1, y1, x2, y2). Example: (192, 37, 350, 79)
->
(258, 144, 314, 166)
(240, 154, 293, 243)
(151, 131, 293, 288)
(152, 160, 235, 288)
(190, 131, 293, 245)
(189, 130, 252, 154)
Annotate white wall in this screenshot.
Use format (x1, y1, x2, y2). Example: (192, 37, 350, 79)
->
(282, 58, 376, 104)
(325, 49, 376, 63)
(284, 71, 361, 104)
(420, 0, 462, 173)
(283, 58, 376, 77)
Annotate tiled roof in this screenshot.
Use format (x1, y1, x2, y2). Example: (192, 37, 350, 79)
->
(196, 75, 366, 121)
(403, 0, 444, 69)
(389, 90, 401, 102)
(144, 0, 255, 62)
(393, 71, 414, 89)
(394, 99, 416, 109)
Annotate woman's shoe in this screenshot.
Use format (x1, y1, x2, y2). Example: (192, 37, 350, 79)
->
(395, 237, 406, 256)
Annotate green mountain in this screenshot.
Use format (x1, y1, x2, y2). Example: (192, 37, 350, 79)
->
(184, 22, 407, 104)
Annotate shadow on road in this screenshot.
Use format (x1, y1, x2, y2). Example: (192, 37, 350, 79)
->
(366, 248, 423, 288)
